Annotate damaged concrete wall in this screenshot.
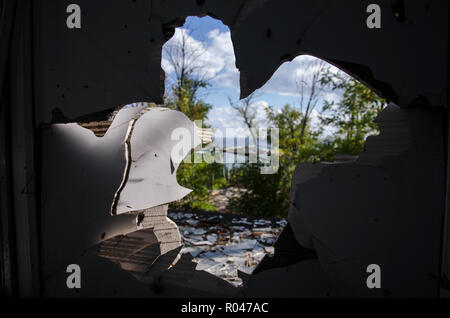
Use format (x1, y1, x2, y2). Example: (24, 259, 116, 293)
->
(41, 106, 231, 296)
(31, 0, 449, 297)
(33, 0, 448, 125)
(245, 104, 446, 297)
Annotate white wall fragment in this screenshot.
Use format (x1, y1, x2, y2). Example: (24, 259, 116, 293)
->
(112, 107, 201, 215)
(42, 105, 200, 280)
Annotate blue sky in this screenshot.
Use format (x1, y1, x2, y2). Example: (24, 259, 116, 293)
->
(177, 16, 300, 106)
(161, 16, 341, 137)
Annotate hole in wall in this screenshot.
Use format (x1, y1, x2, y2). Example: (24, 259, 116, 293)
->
(77, 102, 151, 137)
(159, 15, 388, 287)
(70, 14, 388, 288)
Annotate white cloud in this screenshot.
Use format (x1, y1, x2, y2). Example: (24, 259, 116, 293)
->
(162, 28, 239, 90)
(309, 108, 338, 138)
(206, 103, 337, 142)
(206, 99, 270, 137)
(206, 105, 239, 131)
(162, 22, 346, 140)
(258, 55, 342, 97)
(162, 26, 345, 102)
(160, 57, 174, 74)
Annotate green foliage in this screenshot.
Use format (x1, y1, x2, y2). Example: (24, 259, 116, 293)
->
(320, 70, 386, 155)
(266, 104, 333, 163)
(228, 105, 331, 217)
(227, 70, 386, 217)
(171, 156, 227, 211)
(227, 162, 286, 217)
(166, 77, 212, 122)
(166, 75, 226, 211)
(166, 58, 386, 217)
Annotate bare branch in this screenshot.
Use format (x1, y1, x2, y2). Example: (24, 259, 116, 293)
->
(228, 93, 262, 144)
(295, 59, 327, 144)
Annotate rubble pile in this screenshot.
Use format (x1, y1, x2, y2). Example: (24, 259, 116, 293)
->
(168, 210, 287, 286)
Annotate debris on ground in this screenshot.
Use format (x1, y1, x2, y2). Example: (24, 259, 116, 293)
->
(168, 210, 287, 286)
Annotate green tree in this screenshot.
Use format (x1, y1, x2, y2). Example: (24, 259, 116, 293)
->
(227, 161, 285, 217)
(320, 69, 386, 155)
(171, 156, 227, 211)
(164, 28, 226, 211)
(165, 77, 226, 211)
(228, 104, 330, 217)
(227, 66, 386, 217)
(166, 77, 212, 122)
(226, 60, 331, 217)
